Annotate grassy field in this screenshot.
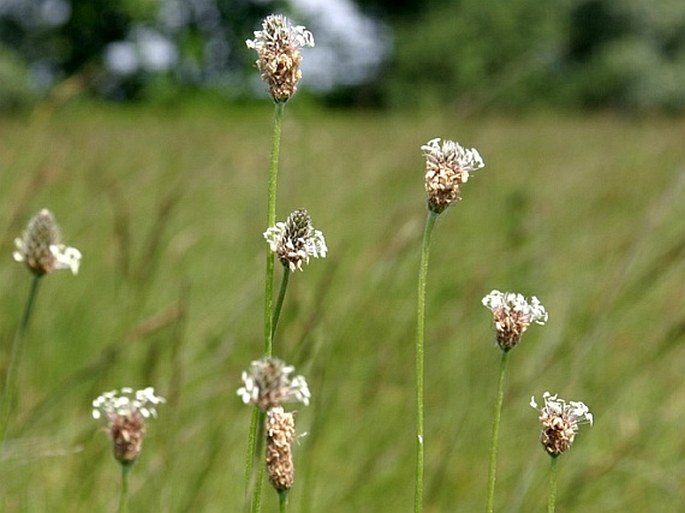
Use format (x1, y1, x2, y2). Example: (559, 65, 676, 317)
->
(1, 103, 684, 512)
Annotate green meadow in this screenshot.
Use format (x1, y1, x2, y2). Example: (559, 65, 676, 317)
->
(1, 104, 684, 512)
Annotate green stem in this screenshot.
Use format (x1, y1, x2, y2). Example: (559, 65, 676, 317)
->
(548, 455, 559, 513)
(243, 406, 261, 513)
(264, 101, 286, 357)
(485, 350, 510, 513)
(271, 268, 290, 340)
(249, 410, 267, 513)
(119, 462, 132, 513)
(1, 274, 42, 441)
(243, 406, 266, 513)
(414, 210, 438, 513)
(278, 490, 289, 513)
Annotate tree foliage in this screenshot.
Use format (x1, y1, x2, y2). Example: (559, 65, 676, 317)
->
(2, 0, 685, 111)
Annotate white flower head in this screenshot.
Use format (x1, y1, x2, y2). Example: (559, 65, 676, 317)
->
(92, 386, 166, 421)
(13, 209, 82, 276)
(237, 357, 311, 410)
(92, 386, 165, 464)
(482, 289, 548, 351)
(264, 208, 327, 272)
(246, 14, 314, 102)
(421, 138, 485, 213)
(531, 392, 593, 456)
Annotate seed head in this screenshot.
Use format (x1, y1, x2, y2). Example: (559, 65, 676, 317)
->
(237, 357, 310, 410)
(246, 14, 314, 102)
(482, 289, 548, 351)
(92, 387, 165, 464)
(265, 407, 296, 491)
(421, 138, 485, 213)
(531, 392, 593, 457)
(264, 209, 327, 272)
(12, 209, 81, 276)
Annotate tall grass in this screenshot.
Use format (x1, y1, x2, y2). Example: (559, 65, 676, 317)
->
(0, 105, 684, 511)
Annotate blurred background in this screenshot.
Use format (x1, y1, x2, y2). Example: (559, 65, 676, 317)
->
(2, 0, 685, 112)
(1, 1, 685, 512)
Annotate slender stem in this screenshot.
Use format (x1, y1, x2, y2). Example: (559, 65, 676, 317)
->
(278, 490, 289, 513)
(414, 210, 438, 513)
(271, 268, 290, 340)
(243, 406, 261, 513)
(264, 101, 286, 357)
(485, 350, 510, 513)
(548, 455, 559, 513)
(119, 462, 132, 513)
(1, 274, 42, 441)
(250, 410, 267, 513)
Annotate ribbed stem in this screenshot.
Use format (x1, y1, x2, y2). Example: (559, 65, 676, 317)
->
(264, 101, 285, 357)
(485, 350, 510, 513)
(548, 455, 559, 513)
(414, 210, 438, 513)
(278, 490, 289, 513)
(119, 462, 132, 513)
(271, 268, 290, 340)
(243, 406, 261, 513)
(250, 411, 267, 513)
(1, 273, 41, 441)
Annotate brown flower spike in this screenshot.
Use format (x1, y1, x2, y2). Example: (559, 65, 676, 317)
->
(263, 208, 327, 272)
(422, 138, 485, 213)
(92, 387, 165, 465)
(13, 208, 81, 276)
(266, 407, 296, 491)
(246, 14, 315, 102)
(482, 290, 548, 351)
(531, 392, 593, 457)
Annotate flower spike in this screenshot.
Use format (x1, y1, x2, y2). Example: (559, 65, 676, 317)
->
(264, 208, 327, 272)
(246, 14, 315, 102)
(531, 392, 593, 457)
(482, 290, 548, 351)
(13, 209, 81, 276)
(422, 138, 485, 213)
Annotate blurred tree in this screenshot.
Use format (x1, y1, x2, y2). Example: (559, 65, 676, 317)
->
(383, 0, 564, 110)
(382, 0, 685, 112)
(3, 0, 685, 111)
(0, 45, 36, 112)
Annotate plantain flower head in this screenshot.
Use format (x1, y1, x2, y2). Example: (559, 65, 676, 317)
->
(531, 392, 593, 457)
(92, 387, 165, 464)
(266, 406, 296, 491)
(264, 208, 327, 272)
(246, 14, 314, 102)
(237, 357, 310, 410)
(422, 138, 485, 213)
(482, 289, 548, 351)
(13, 208, 81, 276)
